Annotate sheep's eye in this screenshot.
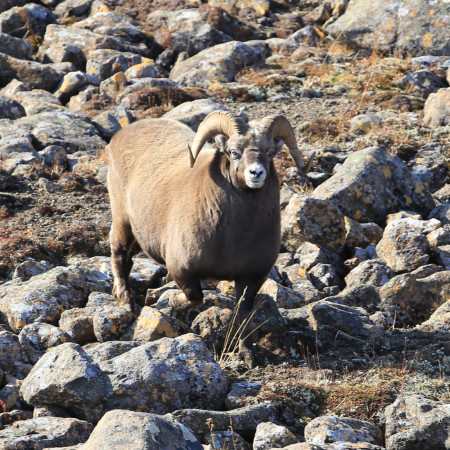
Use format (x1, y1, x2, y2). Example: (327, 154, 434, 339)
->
(230, 149, 241, 159)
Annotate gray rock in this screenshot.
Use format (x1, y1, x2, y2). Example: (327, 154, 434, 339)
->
(430, 203, 450, 226)
(22, 335, 227, 421)
(124, 61, 160, 80)
(253, 421, 297, 449)
(376, 217, 440, 272)
(282, 264, 323, 303)
(0, 32, 31, 59)
(120, 306, 186, 342)
(55, 71, 100, 103)
(0, 416, 93, 449)
(0, 53, 64, 91)
(12, 259, 53, 281)
(0, 94, 25, 119)
(326, 0, 450, 56)
(313, 147, 435, 224)
(225, 381, 261, 409)
(18, 322, 72, 365)
(0, 377, 22, 411)
(205, 430, 250, 449)
(304, 416, 383, 446)
(397, 69, 447, 98)
(80, 409, 202, 449)
(0, 3, 56, 38)
(55, 0, 92, 18)
(385, 395, 450, 450)
(93, 305, 134, 342)
(424, 88, 450, 127)
(39, 145, 69, 168)
(325, 285, 381, 315)
(7, 89, 63, 115)
(0, 0, 26, 13)
(259, 278, 306, 309)
(345, 259, 394, 288)
(170, 41, 265, 88)
(344, 217, 383, 249)
(0, 329, 31, 378)
(380, 269, 450, 326)
(59, 307, 97, 345)
(147, 8, 231, 56)
(282, 194, 346, 252)
(408, 142, 448, 192)
(169, 402, 284, 440)
(163, 99, 231, 131)
(418, 299, 450, 333)
(0, 265, 111, 333)
(86, 49, 142, 81)
(308, 263, 343, 292)
(309, 300, 384, 342)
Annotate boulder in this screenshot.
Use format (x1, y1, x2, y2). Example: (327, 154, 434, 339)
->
(0, 32, 32, 59)
(0, 94, 25, 119)
(0, 329, 31, 378)
(0, 417, 93, 449)
(163, 99, 231, 131)
(86, 49, 143, 81)
(397, 69, 447, 98)
(80, 409, 202, 449)
(21, 334, 227, 422)
(281, 194, 346, 252)
(148, 8, 231, 56)
(0, 266, 111, 333)
(312, 147, 435, 224)
(423, 88, 450, 127)
(18, 322, 72, 365)
(376, 217, 440, 272)
(380, 268, 450, 326)
(304, 416, 383, 446)
(326, 0, 450, 56)
(385, 395, 450, 450)
(7, 89, 63, 115)
(253, 421, 297, 449)
(344, 260, 393, 288)
(170, 41, 265, 88)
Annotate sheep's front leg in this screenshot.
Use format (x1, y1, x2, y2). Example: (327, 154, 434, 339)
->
(235, 277, 266, 368)
(110, 223, 136, 311)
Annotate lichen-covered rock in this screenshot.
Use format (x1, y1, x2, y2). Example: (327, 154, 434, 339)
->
(12, 259, 53, 281)
(423, 88, 450, 127)
(22, 335, 227, 421)
(120, 306, 185, 341)
(0, 32, 32, 59)
(304, 416, 383, 446)
(313, 147, 435, 224)
(282, 264, 323, 303)
(86, 49, 142, 81)
(80, 409, 202, 450)
(345, 259, 394, 288)
(253, 421, 297, 449)
(344, 216, 383, 249)
(0, 3, 56, 38)
(0, 266, 110, 333)
(225, 381, 261, 409)
(55, 70, 100, 103)
(18, 322, 72, 365)
(54, 0, 92, 18)
(281, 194, 346, 252)
(397, 69, 447, 98)
(0, 53, 65, 91)
(205, 429, 250, 449)
(325, 285, 381, 315)
(379, 268, 450, 326)
(385, 395, 450, 450)
(163, 99, 231, 131)
(0, 329, 31, 378)
(0, 416, 93, 449)
(59, 307, 97, 345)
(0, 94, 25, 119)
(93, 305, 135, 342)
(326, 0, 450, 56)
(309, 300, 384, 342)
(418, 299, 450, 333)
(170, 40, 265, 88)
(169, 403, 284, 440)
(375, 217, 440, 272)
(7, 89, 63, 115)
(148, 8, 231, 56)
(259, 278, 306, 309)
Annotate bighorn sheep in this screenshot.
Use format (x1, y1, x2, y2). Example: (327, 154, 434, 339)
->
(107, 110, 312, 360)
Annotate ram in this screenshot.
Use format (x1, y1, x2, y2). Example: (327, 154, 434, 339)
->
(107, 110, 312, 360)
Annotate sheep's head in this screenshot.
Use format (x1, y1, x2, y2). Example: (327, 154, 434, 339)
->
(189, 111, 314, 190)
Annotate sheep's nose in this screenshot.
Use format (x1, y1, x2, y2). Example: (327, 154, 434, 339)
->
(250, 168, 264, 178)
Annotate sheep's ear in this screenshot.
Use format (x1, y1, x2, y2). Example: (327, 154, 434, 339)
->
(267, 137, 284, 158)
(215, 134, 227, 151)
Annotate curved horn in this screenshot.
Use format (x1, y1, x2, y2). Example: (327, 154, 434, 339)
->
(258, 115, 314, 174)
(189, 111, 247, 168)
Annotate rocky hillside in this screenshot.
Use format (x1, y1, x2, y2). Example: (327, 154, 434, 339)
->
(0, 0, 449, 448)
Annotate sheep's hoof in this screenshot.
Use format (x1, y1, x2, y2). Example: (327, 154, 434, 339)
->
(169, 292, 202, 310)
(117, 290, 136, 311)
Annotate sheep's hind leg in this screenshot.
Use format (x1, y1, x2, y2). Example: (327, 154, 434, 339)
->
(169, 273, 204, 310)
(234, 277, 266, 368)
(110, 222, 137, 311)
